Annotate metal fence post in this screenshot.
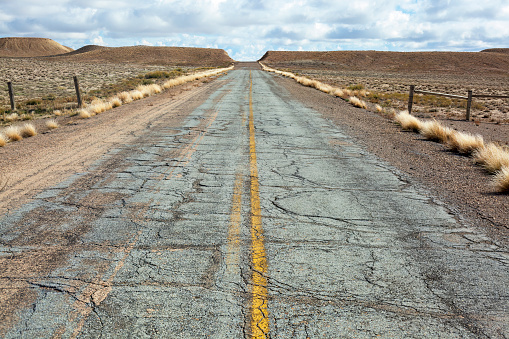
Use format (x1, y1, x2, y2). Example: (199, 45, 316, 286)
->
(7, 81, 15, 111)
(466, 90, 472, 121)
(73, 76, 83, 108)
(408, 85, 415, 114)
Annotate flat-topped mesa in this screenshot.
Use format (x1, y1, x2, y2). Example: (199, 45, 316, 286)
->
(259, 50, 509, 76)
(45, 45, 235, 67)
(0, 37, 73, 57)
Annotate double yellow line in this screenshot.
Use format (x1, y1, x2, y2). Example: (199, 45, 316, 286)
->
(248, 71, 269, 338)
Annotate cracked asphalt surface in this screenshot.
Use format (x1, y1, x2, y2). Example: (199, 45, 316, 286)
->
(1, 63, 508, 338)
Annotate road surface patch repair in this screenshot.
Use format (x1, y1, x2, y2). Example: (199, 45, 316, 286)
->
(0, 67, 508, 338)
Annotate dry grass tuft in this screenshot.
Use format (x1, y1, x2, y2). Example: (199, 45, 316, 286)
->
(46, 119, 59, 129)
(117, 91, 133, 103)
(349, 96, 367, 109)
(78, 109, 91, 119)
(89, 101, 109, 114)
(20, 123, 37, 137)
(376, 104, 383, 113)
(330, 88, 344, 97)
(4, 126, 22, 141)
(130, 90, 144, 101)
(5, 113, 19, 122)
(110, 97, 122, 108)
(420, 119, 454, 143)
(53, 110, 62, 116)
(448, 131, 484, 154)
(473, 143, 509, 173)
(394, 111, 422, 132)
(0, 133, 7, 147)
(493, 167, 509, 192)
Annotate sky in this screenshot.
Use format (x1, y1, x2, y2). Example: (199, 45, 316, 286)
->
(1, 0, 508, 61)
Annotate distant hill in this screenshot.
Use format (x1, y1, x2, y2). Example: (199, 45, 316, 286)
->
(0, 37, 73, 57)
(48, 45, 234, 67)
(481, 48, 509, 54)
(259, 50, 509, 76)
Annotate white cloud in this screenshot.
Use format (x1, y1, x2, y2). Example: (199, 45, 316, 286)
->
(0, 0, 508, 60)
(92, 36, 107, 46)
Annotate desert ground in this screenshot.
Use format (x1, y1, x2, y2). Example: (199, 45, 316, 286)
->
(0, 38, 233, 123)
(260, 50, 509, 127)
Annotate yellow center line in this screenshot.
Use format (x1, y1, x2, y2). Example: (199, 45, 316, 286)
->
(249, 71, 269, 338)
(226, 172, 243, 270)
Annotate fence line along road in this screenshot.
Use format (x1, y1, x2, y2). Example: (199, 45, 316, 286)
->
(4, 76, 84, 113)
(408, 85, 509, 121)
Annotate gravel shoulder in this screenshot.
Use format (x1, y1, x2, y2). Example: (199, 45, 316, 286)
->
(272, 73, 509, 244)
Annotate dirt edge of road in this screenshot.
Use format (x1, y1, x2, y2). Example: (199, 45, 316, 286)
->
(0, 78, 222, 216)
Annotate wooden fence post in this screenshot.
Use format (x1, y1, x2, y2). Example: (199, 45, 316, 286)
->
(408, 85, 415, 114)
(73, 76, 83, 108)
(7, 81, 15, 111)
(466, 90, 472, 121)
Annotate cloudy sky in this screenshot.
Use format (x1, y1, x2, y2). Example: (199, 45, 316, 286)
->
(1, 0, 508, 60)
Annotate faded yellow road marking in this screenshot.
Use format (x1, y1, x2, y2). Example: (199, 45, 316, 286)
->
(249, 71, 269, 338)
(226, 171, 243, 270)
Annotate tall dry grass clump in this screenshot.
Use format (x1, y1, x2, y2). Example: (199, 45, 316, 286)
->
(420, 119, 454, 143)
(0, 133, 7, 147)
(78, 109, 91, 119)
(4, 113, 19, 122)
(330, 88, 345, 98)
(447, 131, 484, 154)
(4, 126, 22, 141)
(20, 123, 37, 138)
(130, 90, 144, 101)
(110, 97, 122, 108)
(349, 96, 367, 109)
(394, 111, 422, 132)
(117, 91, 133, 103)
(46, 119, 59, 129)
(473, 143, 509, 173)
(493, 167, 509, 192)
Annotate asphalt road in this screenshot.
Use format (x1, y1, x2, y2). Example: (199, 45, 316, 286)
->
(1, 64, 508, 338)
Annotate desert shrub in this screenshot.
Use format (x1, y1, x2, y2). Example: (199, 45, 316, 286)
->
(493, 167, 509, 192)
(117, 91, 133, 103)
(78, 109, 91, 119)
(394, 111, 422, 132)
(46, 119, 59, 129)
(0, 133, 7, 147)
(348, 84, 364, 91)
(473, 143, 509, 173)
(447, 131, 484, 154)
(420, 120, 454, 143)
(349, 96, 367, 109)
(20, 123, 37, 137)
(4, 126, 22, 141)
(110, 97, 122, 108)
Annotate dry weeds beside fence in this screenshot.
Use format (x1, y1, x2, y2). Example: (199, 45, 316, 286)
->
(6, 76, 83, 114)
(408, 85, 509, 120)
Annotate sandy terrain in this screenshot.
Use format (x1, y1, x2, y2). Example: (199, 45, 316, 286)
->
(0, 38, 234, 121)
(260, 50, 509, 124)
(0, 58, 184, 109)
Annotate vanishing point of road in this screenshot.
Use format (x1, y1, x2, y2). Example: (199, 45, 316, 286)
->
(1, 63, 508, 338)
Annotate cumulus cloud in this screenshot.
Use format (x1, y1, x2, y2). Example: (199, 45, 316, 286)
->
(0, 0, 508, 60)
